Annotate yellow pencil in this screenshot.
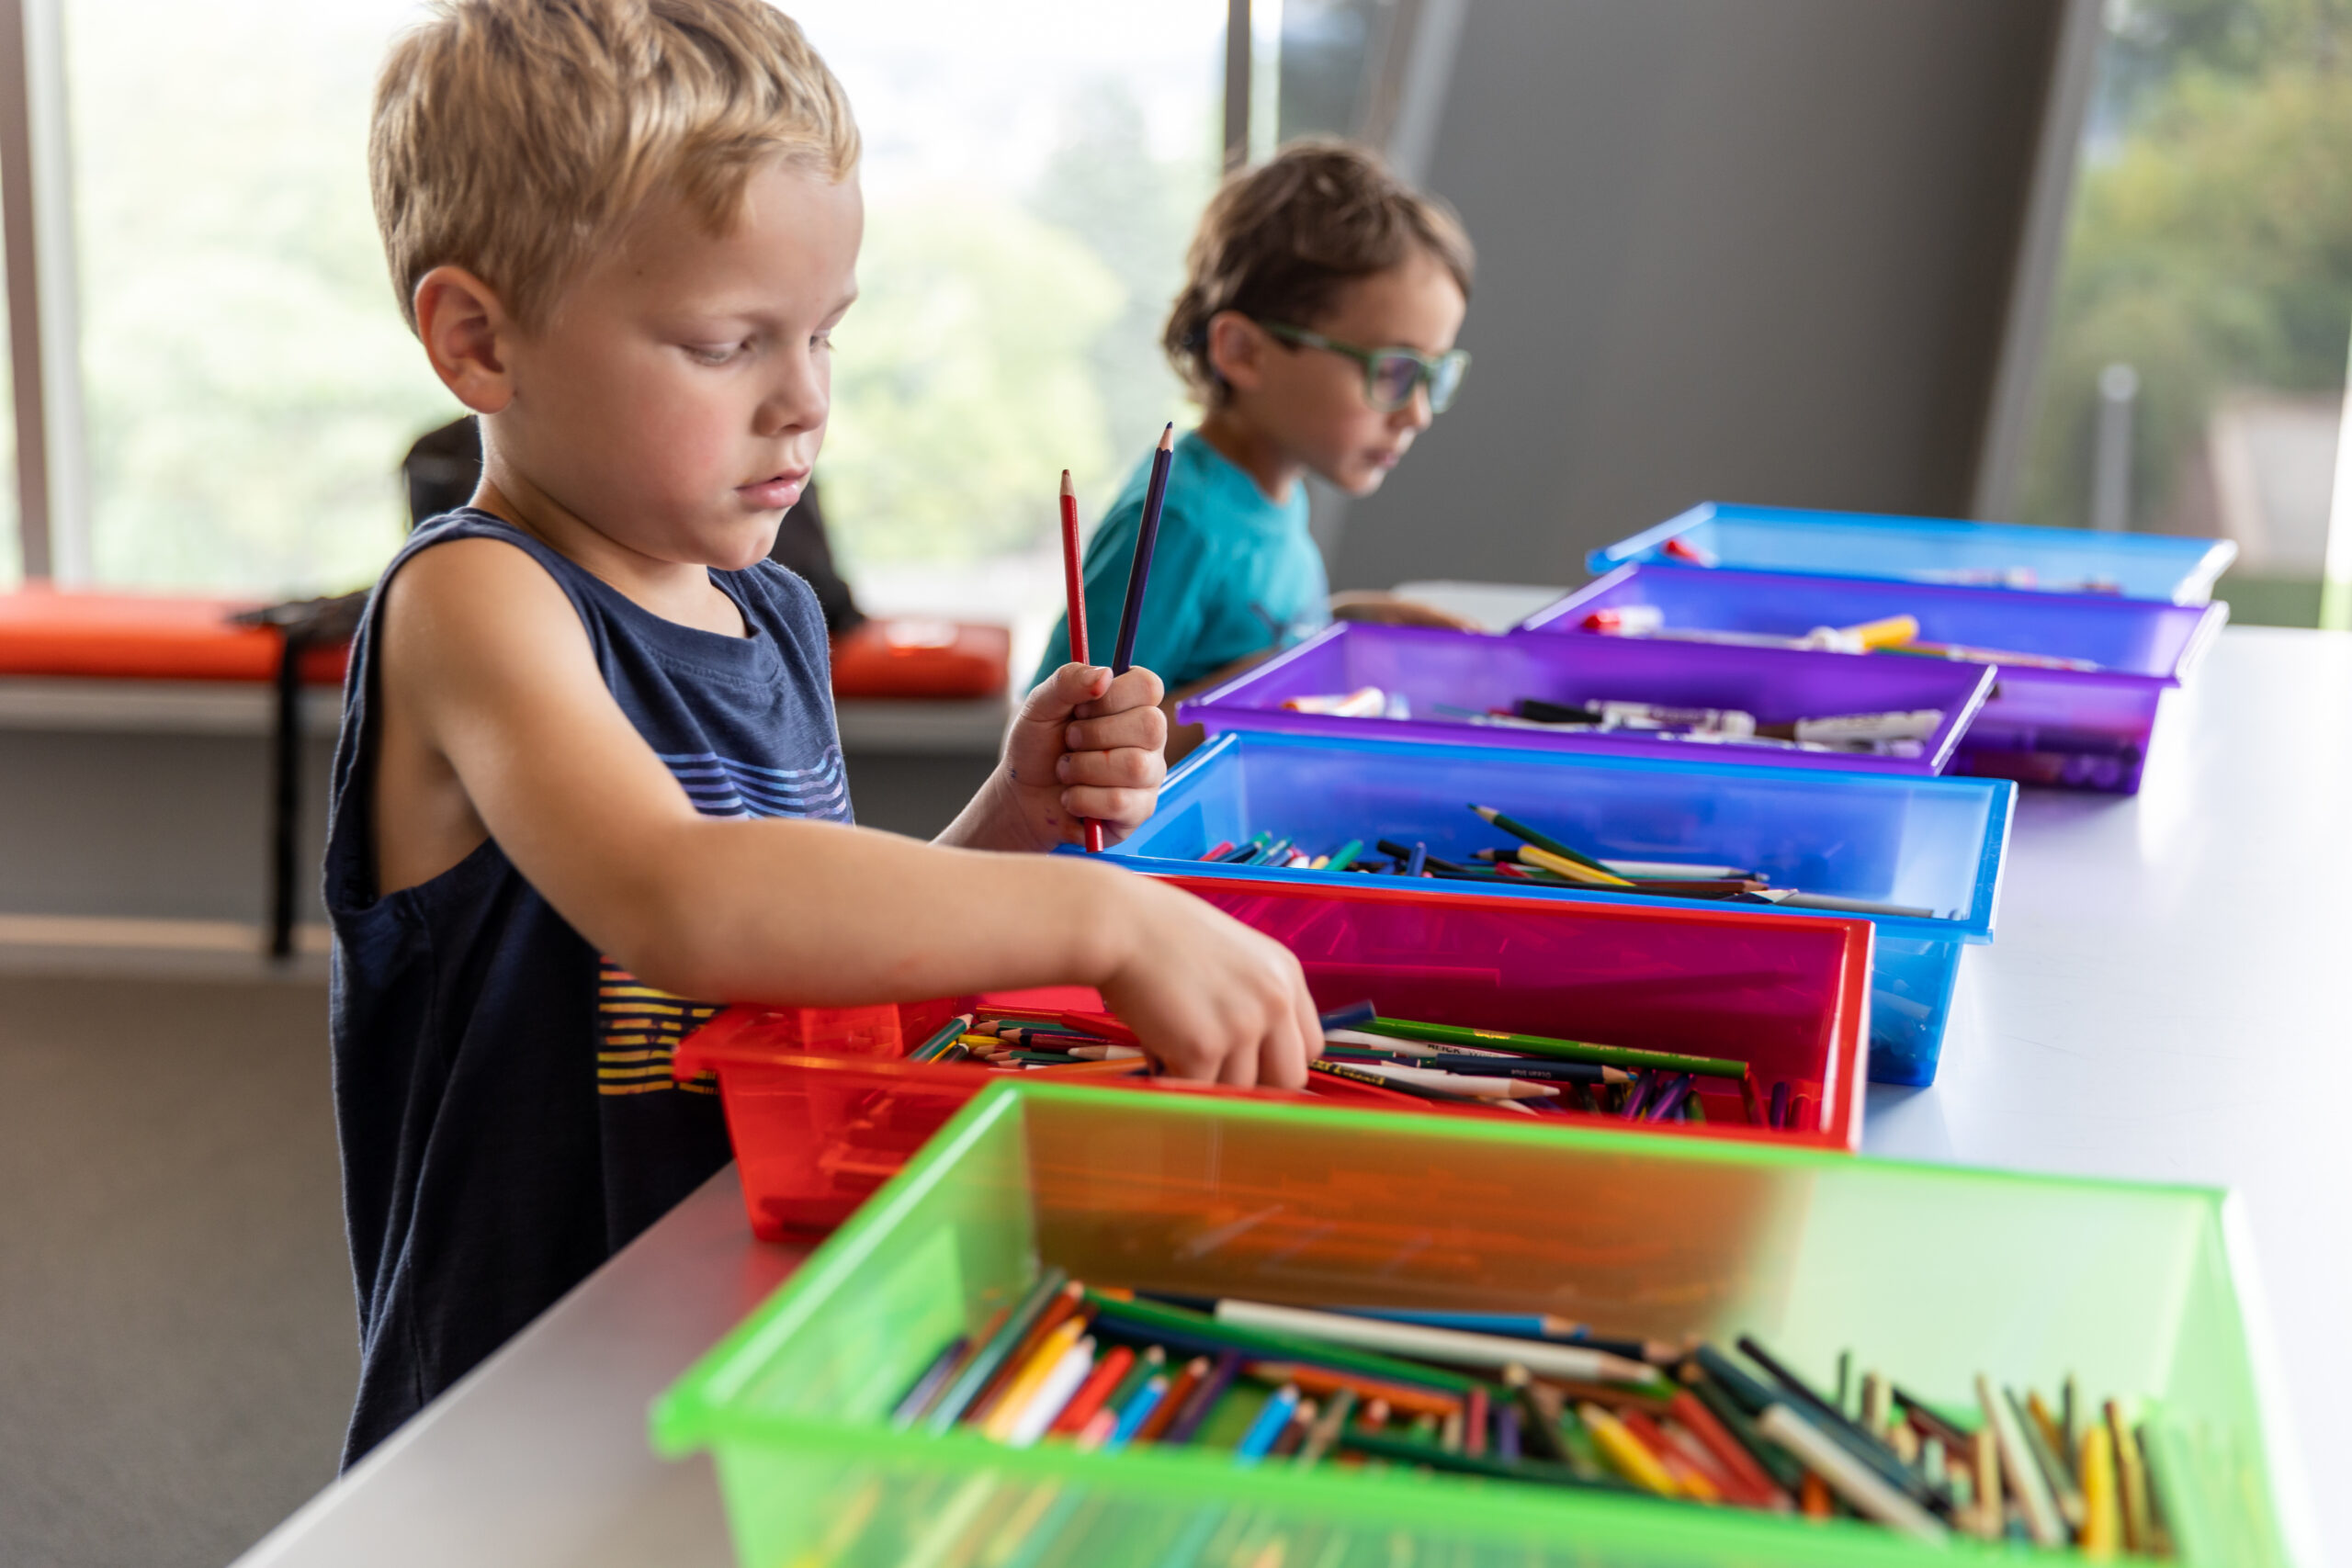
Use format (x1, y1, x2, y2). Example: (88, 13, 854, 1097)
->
(1577, 1402, 1678, 1496)
(2079, 1422, 2121, 1558)
(1514, 842, 1634, 887)
(981, 1317, 1087, 1442)
(1845, 614, 1920, 649)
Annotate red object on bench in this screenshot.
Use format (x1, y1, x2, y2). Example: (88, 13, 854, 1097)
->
(0, 588, 349, 684)
(829, 616, 1007, 699)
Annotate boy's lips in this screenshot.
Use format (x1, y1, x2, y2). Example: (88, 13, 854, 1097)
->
(737, 469, 809, 509)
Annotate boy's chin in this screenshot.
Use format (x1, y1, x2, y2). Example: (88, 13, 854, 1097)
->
(707, 521, 783, 572)
(1335, 466, 1392, 499)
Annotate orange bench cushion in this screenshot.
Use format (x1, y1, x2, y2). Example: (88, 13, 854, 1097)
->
(0, 589, 349, 684)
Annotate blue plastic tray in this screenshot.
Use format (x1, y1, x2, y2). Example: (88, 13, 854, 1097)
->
(1524, 563, 2230, 793)
(1103, 729, 2015, 1086)
(1592, 502, 2236, 604)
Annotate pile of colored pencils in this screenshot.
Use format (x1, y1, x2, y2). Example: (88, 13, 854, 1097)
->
(900, 1000, 1817, 1134)
(896, 1277, 2176, 1556)
(1192, 802, 1939, 919)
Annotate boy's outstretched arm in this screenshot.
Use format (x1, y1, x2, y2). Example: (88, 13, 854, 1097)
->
(378, 540, 1320, 1087)
(936, 662, 1167, 852)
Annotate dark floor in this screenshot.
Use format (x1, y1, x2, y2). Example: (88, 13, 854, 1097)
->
(0, 975, 353, 1568)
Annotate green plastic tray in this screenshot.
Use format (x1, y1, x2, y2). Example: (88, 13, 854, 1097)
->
(653, 1083, 2306, 1567)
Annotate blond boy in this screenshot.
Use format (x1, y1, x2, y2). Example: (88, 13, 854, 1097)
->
(336, 0, 1317, 1462)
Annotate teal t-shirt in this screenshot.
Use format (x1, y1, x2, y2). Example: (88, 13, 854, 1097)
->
(1033, 430, 1330, 693)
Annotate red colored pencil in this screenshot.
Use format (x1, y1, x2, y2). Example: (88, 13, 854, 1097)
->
(1060, 469, 1105, 854)
(1047, 1343, 1135, 1436)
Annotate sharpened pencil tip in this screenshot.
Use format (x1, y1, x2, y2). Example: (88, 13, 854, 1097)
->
(1159, 422, 1174, 450)
(1060, 468, 1074, 495)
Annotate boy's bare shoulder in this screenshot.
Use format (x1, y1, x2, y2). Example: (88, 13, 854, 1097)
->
(378, 534, 595, 705)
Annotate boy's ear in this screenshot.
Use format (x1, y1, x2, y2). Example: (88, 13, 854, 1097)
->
(413, 265, 517, 415)
(1204, 310, 1268, 396)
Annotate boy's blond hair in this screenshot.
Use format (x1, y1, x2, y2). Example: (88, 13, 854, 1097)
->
(371, 0, 858, 334)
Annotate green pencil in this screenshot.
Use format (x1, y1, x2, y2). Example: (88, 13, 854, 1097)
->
(1336, 1425, 1624, 1489)
(1468, 805, 1629, 883)
(1325, 838, 1363, 873)
(927, 1268, 1070, 1432)
(1086, 1292, 1483, 1394)
(1351, 1015, 1747, 1080)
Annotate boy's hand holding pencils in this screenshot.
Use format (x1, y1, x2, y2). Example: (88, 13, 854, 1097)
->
(971, 661, 1169, 850)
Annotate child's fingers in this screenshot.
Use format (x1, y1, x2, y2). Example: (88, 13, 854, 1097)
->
(1063, 703, 1168, 759)
(1072, 665, 1164, 719)
(1056, 742, 1163, 791)
(1022, 662, 1114, 724)
(1060, 784, 1156, 831)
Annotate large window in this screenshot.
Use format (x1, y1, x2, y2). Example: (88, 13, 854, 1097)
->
(64, 0, 452, 594)
(2017, 0, 2352, 626)
(36, 0, 1227, 649)
(786, 1, 1224, 660)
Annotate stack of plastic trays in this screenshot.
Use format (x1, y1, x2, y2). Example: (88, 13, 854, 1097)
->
(1179, 622, 1996, 777)
(1524, 563, 2227, 793)
(1102, 729, 2007, 1087)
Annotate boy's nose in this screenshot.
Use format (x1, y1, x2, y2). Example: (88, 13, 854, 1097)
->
(756, 369, 828, 435)
(1391, 385, 1435, 431)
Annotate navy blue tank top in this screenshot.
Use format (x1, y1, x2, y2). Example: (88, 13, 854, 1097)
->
(323, 511, 852, 1464)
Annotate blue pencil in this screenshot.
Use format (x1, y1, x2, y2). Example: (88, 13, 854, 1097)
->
(1102, 1374, 1170, 1451)
(1111, 423, 1176, 675)
(1332, 1307, 1586, 1341)
(1234, 1384, 1301, 1464)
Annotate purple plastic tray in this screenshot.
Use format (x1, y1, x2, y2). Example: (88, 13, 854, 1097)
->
(1522, 564, 2230, 793)
(1180, 623, 1996, 775)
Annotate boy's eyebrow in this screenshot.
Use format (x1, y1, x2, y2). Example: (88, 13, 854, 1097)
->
(660, 288, 859, 331)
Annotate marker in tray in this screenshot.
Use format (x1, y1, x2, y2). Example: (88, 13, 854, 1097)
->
(891, 1280, 2185, 1556)
(1578, 604, 2104, 671)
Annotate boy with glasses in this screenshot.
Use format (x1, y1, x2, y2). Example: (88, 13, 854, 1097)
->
(1035, 140, 1476, 731)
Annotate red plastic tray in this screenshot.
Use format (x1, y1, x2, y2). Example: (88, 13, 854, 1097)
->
(673, 876, 1874, 1240)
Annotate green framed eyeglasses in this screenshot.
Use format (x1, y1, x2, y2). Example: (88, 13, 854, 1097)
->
(1257, 321, 1471, 414)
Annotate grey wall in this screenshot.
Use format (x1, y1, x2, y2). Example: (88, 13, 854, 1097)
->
(1334, 0, 2069, 591)
(0, 731, 334, 923)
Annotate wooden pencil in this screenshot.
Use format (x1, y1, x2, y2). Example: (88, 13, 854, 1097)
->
(1058, 468, 1105, 853)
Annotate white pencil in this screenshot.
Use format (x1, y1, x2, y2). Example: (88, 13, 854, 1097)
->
(1005, 1337, 1098, 1449)
(1214, 1299, 1658, 1384)
(1340, 1058, 1561, 1100)
(1757, 1404, 1949, 1545)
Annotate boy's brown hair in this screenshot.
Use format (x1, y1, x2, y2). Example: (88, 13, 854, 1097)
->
(1163, 139, 1474, 404)
(370, 0, 859, 334)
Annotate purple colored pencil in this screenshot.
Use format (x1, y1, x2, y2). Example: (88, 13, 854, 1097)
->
(1495, 1403, 1521, 1463)
(1769, 1081, 1792, 1130)
(1645, 1072, 1696, 1122)
(891, 1336, 971, 1427)
(1159, 1349, 1242, 1446)
(1110, 423, 1176, 675)
(1620, 1069, 1657, 1122)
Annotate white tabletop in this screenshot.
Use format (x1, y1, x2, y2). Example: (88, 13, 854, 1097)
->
(232, 624, 2352, 1568)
